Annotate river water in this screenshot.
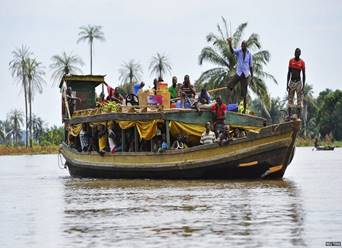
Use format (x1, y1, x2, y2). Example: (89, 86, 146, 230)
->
(0, 147, 341, 248)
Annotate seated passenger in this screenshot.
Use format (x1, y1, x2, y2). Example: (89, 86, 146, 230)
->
(172, 134, 188, 150)
(97, 124, 107, 155)
(198, 88, 211, 105)
(108, 123, 122, 153)
(79, 123, 89, 152)
(233, 128, 246, 138)
(200, 122, 216, 145)
(211, 96, 227, 136)
(178, 92, 192, 109)
(107, 87, 124, 104)
(96, 92, 106, 107)
(87, 125, 99, 153)
(217, 125, 233, 145)
(158, 134, 168, 153)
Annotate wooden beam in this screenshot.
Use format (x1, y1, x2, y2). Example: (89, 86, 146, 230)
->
(134, 127, 139, 152)
(121, 129, 125, 152)
(165, 120, 170, 149)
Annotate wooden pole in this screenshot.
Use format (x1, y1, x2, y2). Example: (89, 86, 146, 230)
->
(165, 120, 170, 149)
(121, 129, 125, 152)
(134, 127, 139, 152)
(172, 86, 227, 101)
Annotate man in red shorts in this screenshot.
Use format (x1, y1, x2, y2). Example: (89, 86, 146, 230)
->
(287, 48, 306, 119)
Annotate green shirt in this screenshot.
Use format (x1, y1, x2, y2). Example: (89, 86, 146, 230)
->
(168, 86, 177, 98)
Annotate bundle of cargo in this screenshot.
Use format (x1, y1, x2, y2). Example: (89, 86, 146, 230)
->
(156, 82, 170, 109)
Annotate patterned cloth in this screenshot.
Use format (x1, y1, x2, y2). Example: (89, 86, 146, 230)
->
(288, 80, 303, 108)
(79, 129, 88, 151)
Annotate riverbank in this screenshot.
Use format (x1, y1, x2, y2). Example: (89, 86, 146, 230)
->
(0, 145, 59, 156)
(296, 137, 342, 147)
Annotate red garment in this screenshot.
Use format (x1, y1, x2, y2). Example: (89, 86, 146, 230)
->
(289, 58, 305, 70)
(211, 103, 227, 119)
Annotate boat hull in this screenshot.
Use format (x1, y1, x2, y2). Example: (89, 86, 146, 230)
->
(61, 120, 299, 180)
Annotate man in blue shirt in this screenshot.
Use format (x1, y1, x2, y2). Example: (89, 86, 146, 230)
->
(133, 81, 145, 95)
(227, 38, 253, 113)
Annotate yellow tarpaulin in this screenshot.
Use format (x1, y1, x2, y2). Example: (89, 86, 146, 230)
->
(69, 124, 82, 137)
(169, 121, 205, 137)
(230, 124, 261, 134)
(118, 120, 163, 140)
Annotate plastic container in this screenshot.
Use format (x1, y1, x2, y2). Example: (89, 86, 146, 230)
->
(158, 82, 168, 91)
(227, 104, 238, 112)
(148, 95, 163, 105)
(156, 90, 170, 109)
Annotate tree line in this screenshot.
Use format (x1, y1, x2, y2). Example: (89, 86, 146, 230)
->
(8, 18, 340, 148)
(0, 111, 63, 146)
(250, 86, 342, 141)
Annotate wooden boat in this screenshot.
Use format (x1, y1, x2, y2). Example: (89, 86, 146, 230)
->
(315, 146, 335, 151)
(59, 75, 300, 180)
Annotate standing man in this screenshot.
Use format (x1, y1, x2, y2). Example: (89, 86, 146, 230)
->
(133, 81, 145, 96)
(287, 48, 306, 119)
(168, 76, 178, 99)
(226, 38, 253, 113)
(180, 75, 196, 98)
(211, 96, 227, 136)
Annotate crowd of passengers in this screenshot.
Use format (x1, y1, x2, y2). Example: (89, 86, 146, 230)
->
(66, 74, 247, 155)
(68, 120, 246, 155)
(66, 75, 216, 114)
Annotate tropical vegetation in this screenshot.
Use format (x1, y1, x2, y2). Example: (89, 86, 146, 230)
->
(77, 25, 105, 75)
(149, 53, 172, 80)
(50, 52, 84, 83)
(25, 57, 46, 147)
(118, 59, 143, 94)
(0, 111, 64, 147)
(197, 17, 277, 111)
(9, 46, 46, 148)
(8, 45, 32, 147)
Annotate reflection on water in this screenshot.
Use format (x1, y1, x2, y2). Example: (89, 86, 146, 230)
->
(0, 148, 341, 248)
(62, 179, 306, 248)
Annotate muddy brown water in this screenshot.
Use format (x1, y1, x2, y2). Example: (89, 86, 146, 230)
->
(0, 147, 341, 247)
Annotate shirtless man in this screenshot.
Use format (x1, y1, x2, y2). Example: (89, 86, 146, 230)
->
(287, 48, 306, 118)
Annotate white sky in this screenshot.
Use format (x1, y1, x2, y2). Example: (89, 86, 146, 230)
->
(0, 0, 341, 126)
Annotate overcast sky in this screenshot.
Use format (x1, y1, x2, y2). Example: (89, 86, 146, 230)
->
(1, 0, 341, 126)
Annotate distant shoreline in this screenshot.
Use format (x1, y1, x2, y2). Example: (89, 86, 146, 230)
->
(0, 145, 59, 156)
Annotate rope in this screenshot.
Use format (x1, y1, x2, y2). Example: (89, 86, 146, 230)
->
(57, 149, 66, 169)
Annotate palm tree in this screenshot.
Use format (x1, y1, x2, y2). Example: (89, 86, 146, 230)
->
(50, 52, 84, 83)
(32, 114, 45, 144)
(149, 53, 172, 79)
(0, 120, 13, 145)
(9, 45, 32, 147)
(197, 17, 277, 109)
(118, 59, 143, 94)
(0, 121, 4, 143)
(7, 110, 24, 145)
(25, 57, 46, 147)
(77, 25, 105, 75)
(302, 84, 317, 137)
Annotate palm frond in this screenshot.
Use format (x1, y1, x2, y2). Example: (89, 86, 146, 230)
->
(232, 22, 247, 47)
